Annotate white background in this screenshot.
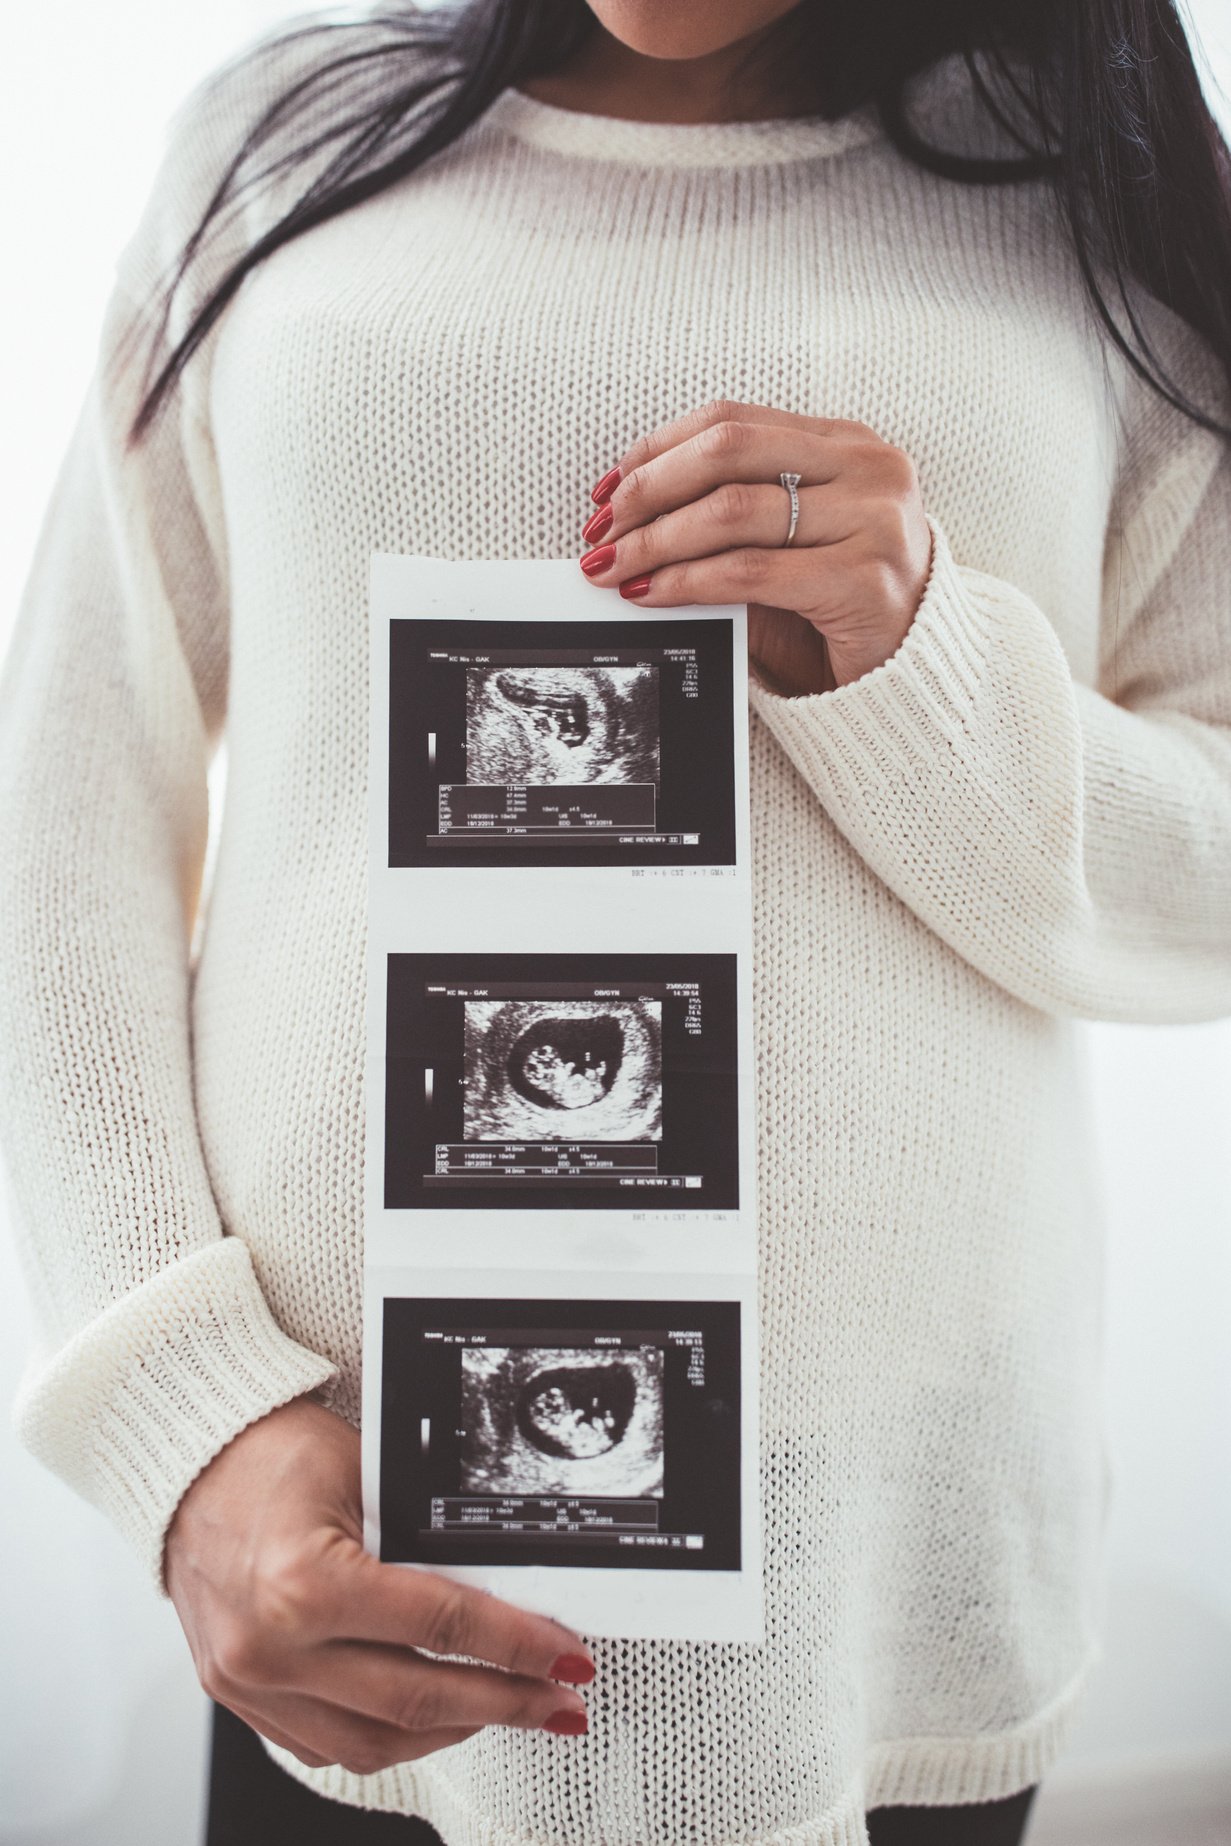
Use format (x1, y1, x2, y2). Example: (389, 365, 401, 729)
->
(1, 3, 1229, 1841)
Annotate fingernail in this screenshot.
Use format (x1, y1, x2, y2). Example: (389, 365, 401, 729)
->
(590, 465, 621, 505)
(580, 543, 617, 579)
(581, 502, 613, 544)
(619, 574, 652, 599)
(550, 1653, 596, 1684)
(543, 1708, 589, 1736)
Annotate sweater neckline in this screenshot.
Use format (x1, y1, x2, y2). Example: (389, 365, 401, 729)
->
(480, 83, 885, 169)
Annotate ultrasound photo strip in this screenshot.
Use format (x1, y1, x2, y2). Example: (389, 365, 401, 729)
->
(365, 559, 761, 1637)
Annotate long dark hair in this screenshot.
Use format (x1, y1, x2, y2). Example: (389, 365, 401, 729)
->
(126, 0, 1231, 448)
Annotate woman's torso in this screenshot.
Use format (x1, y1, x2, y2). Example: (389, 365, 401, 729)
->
(188, 75, 1118, 1839)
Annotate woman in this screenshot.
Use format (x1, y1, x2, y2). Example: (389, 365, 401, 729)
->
(2, 0, 1229, 1842)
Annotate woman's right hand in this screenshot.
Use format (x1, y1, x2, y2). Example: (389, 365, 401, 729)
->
(163, 1395, 594, 1774)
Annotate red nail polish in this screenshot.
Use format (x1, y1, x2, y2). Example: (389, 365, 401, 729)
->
(543, 1708, 589, 1736)
(619, 574, 652, 599)
(580, 543, 617, 578)
(590, 466, 621, 506)
(550, 1653, 596, 1684)
(581, 502, 613, 544)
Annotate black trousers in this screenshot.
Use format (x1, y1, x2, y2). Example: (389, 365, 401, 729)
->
(205, 1699, 1039, 1845)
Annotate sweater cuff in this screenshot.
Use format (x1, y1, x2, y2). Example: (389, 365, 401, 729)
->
(11, 1236, 338, 1593)
(747, 511, 993, 784)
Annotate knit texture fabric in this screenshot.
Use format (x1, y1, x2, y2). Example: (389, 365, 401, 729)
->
(3, 17, 1231, 1843)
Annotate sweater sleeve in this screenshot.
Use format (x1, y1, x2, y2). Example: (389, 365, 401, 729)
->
(748, 326, 1231, 1025)
(0, 62, 339, 1592)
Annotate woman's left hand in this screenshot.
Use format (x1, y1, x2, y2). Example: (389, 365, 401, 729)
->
(578, 398, 934, 695)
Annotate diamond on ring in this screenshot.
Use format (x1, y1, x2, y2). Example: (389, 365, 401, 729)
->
(780, 471, 802, 547)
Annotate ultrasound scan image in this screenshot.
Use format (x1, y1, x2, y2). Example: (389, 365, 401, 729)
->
(465, 666, 660, 789)
(460, 1345, 665, 1498)
(463, 999, 662, 1142)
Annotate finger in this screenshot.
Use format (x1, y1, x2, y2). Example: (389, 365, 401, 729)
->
(606, 538, 860, 615)
(279, 1637, 588, 1735)
(229, 1686, 482, 1775)
(587, 481, 860, 587)
(318, 1553, 595, 1684)
(596, 420, 870, 548)
(604, 396, 875, 489)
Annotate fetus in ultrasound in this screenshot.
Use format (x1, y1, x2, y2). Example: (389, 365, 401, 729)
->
(460, 1345, 665, 1498)
(463, 998, 662, 1142)
(465, 665, 659, 788)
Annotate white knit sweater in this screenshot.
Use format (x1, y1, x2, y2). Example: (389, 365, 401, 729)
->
(3, 18, 1231, 1844)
